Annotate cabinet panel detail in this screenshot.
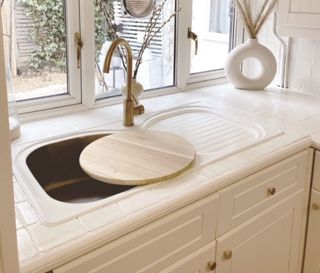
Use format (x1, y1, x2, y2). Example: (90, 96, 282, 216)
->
(54, 194, 218, 273)
(216, 191, 306, 273)
(159, 242, 216, 273)
(313, 151, 320, 191)
(303, 189, 320, 273)
(217, 150, 311, 235)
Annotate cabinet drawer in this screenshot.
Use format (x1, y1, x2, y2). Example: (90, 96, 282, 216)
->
(54, 194, 218, 273)
(312, 151, 320, 191)
(217, 149, 312, 235)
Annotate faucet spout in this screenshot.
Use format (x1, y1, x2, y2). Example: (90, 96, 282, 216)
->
(103, 38, 144, 126)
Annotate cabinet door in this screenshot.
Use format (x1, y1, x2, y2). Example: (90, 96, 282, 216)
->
(278, 0, 320, 39)
(216, 191, 307, 273)
(303, 189, 320, 273)
(159, 242, 216, 273)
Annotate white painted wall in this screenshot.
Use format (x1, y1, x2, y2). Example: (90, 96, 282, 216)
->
(0, 13, 20, 273)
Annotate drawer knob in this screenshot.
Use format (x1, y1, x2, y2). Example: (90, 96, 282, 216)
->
(312, 203, 320, 211)
(267, 187, 276, 196)
(223, 250, 233, 260)
(207, 261, 217, 271)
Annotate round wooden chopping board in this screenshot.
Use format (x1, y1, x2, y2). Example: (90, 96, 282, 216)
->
(79, 130, 196, 185)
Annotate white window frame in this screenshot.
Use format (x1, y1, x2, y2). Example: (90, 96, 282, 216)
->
(16, 0, 237, 118)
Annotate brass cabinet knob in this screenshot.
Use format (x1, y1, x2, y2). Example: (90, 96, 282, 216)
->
(223, 250, 233, 260)
(207, 261, 217, 271)
(312, 203, 320, 210)
(267, 187, 276, 196)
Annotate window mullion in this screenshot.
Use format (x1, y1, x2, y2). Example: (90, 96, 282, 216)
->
(66, 0, 82, 103)
(176, 0, 192, 90)
(80, 0, 96, 108)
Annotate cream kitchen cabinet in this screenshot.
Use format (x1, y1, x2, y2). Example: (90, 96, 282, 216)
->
(278, 0, 320, 39)
(216, 191, 306, 273)
(215, 149, 312, 273)
(303, 189, 320, 273)
(53, 194, 219, 273)
(303, 151, 320, 273)
(53, 150, 312, 273)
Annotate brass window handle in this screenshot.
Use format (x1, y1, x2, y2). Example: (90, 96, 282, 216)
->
(75, 32, 83, 69)
(188, 28, 198, 55)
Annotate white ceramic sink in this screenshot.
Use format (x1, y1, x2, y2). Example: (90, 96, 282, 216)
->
(13, 101, 282, 224)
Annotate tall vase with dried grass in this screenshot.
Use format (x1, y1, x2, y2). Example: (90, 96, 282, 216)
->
(225, 0, 278, 90)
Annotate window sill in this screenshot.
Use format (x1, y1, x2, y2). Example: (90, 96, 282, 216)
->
(18, 77, 228, 123)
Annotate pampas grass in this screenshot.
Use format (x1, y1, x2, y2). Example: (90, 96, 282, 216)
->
(235, 0, 278, 38)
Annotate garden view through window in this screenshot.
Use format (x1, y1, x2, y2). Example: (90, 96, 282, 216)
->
(1, 0, 232, 105)
(94, 0, 175, 99)
(1, 0, 68, 101)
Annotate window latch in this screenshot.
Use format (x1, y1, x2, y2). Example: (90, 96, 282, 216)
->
(188, 28, 198, 55)
(75, 32, 83, 69)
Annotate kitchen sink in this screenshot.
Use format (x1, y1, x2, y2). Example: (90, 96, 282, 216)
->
(13, 101, 283, 225)
(13, 130, 138, 224)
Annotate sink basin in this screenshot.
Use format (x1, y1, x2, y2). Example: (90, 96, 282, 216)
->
(13, 131, 137, 224)
(26, 134, 134, 203)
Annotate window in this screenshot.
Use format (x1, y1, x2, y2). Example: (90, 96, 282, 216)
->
(190, 0, 232, 74)
(1, 0, 234, 114)
(94, 0, 175, 100)
(1, 0, 81, 104)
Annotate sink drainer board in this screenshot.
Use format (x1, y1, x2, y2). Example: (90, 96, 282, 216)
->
(141, 102, 283, 165)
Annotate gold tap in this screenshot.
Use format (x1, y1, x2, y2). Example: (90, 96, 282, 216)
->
(103, 38, 144, 127)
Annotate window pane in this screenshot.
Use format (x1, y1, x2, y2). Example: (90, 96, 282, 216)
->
(1, 0, 68, 101)
(94, 0, 176, 99)
(191, 0, 231, 74)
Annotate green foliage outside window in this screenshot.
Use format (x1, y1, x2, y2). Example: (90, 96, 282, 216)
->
(19, 0, 113, 72)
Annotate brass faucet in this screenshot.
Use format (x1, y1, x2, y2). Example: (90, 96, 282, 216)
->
(103, 38, 144, 127)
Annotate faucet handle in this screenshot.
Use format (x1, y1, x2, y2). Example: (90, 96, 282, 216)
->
(133, 104, 145, 116)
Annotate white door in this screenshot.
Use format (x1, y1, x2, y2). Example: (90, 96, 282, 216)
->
(303, 189, 320, 273)
(216, 191, 307, 273)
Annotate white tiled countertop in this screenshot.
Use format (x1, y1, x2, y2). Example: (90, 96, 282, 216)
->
(12, 84, 320, 273)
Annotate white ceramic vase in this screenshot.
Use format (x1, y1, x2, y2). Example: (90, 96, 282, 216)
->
(122, 79, 144, 103)
(225, 38, 277, 90)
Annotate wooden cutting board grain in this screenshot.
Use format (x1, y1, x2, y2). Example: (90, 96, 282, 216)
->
(79, 130, 196, 185)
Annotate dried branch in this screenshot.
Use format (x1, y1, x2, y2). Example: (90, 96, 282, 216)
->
(234, 0, 256, 38)
(133, 1, 180, 79)
(235, 0, 278, 38)
(97, 0, 180, 81)
(255, 0, 278, 35)
(95, 0, 127, 71)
